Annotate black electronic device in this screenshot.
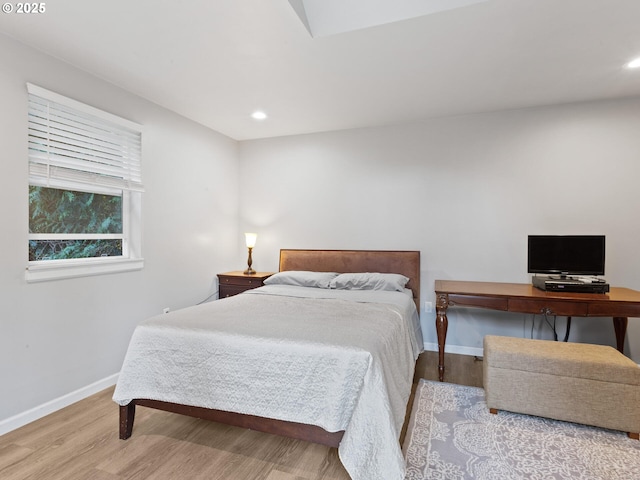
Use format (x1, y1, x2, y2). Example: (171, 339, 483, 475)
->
(531, 275, 610, 293)
(528, 235, 608, 292)
(528, 235, 605, 276)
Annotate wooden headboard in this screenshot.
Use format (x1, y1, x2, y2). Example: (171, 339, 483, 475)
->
(279, 249, 421, 311)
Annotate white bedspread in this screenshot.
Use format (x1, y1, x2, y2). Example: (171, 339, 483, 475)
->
(113, 285, 423, 480)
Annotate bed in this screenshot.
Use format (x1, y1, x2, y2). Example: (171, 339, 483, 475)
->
(113, 249, 422, 480)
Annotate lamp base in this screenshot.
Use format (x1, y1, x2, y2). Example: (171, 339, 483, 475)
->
(244, 246, 255, 275)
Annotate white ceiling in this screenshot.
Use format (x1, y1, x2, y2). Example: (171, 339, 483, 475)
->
(290, 0, 489, 37)
(1, 0, 639, 140)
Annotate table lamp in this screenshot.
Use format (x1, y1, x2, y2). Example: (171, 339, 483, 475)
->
(244, 232, 257, 274)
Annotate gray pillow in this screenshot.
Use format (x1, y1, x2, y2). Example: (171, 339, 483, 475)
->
(263, 270, 338, 289)
(330, 272, 409, 292)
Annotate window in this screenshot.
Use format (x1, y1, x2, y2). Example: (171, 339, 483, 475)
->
(26, 83, 144, 282)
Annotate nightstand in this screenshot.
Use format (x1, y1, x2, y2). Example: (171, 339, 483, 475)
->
(217, 271, 274, 299)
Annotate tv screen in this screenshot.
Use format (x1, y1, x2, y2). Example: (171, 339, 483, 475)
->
(527, 235, 605, 276)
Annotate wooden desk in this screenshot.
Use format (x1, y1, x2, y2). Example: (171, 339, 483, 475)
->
(434, 280, 640, 381)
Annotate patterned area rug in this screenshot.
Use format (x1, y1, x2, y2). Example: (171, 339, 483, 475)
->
(403, 379, 640, 479)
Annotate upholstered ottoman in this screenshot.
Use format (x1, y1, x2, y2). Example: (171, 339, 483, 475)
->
(483, 335, 640, 439)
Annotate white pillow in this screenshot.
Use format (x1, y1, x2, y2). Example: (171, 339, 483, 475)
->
(263, 270, 338, 289)
(329, 272, 410, 292)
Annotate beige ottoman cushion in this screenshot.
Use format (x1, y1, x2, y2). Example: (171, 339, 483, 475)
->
(483, 335, 640, 437)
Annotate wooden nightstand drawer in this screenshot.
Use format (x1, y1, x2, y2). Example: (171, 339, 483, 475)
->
(219, 284, 252, 298)
(217, 271, 274, 298)
(220, 275, 263, 287)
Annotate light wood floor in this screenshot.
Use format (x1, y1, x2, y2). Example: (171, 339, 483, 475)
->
(0, 352, 482, 480)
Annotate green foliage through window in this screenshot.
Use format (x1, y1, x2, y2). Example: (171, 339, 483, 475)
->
(29, 186, 123, 261)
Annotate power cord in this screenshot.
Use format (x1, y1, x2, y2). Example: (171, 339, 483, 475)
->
(196, 291, 218, 305)
(530, 314, 535, 339)
(527, 313, 571, 342)
(563, 317, 572, 342)
(543, 311, 558, 341)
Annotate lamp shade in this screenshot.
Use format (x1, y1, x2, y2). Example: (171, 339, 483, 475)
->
(245, 232, 257, 248)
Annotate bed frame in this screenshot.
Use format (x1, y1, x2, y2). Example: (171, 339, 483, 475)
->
(119, 249, 421, 447)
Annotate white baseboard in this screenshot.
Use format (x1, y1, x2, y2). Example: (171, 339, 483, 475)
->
(0, 373, 119, 436)
(423, 342, 484, 357)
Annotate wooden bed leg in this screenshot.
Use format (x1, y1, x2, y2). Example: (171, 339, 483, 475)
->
(119, 403, 136, 440)
(489, 408, 498, 415)
(629, 432, 639, 440)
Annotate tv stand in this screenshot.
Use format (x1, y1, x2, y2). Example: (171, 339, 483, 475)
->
(434, 280, 640, 382)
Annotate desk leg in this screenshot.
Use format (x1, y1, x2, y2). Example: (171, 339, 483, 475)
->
(436, 293, 449, 382)
(613, 317, 628, 353)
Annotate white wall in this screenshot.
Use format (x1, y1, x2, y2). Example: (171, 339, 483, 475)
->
(0, 34, 241, 429)
(239, 98, 640, 362)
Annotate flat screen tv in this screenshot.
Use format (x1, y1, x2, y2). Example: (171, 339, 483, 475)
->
(527, 235, 605, 276)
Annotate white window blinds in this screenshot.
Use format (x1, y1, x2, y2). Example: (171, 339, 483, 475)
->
(27, 83, 143, 193)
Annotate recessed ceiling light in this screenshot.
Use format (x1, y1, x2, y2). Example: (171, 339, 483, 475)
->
(626, 57, 640, 69)
(251, 111, 268, 120)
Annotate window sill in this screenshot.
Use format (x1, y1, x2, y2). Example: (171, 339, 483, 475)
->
(26, 257, 144, 283)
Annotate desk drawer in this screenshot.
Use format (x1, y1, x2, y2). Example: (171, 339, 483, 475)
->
(509, 299, 589, 316)
(446, 294, 508, 311)
(588, 302, 640, 317)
